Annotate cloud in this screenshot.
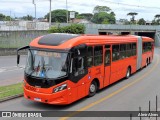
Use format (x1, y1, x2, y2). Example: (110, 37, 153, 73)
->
(0, 0, 160, 21)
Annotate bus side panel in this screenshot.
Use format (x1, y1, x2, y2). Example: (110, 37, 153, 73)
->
(119, 57, 137, 78)
(142, 53, 147, 67)
(67, 81, 78, 104)
(110, 61, 122, 84)
(84, 66, 104, 97)
(142, 51, 153, 68)
(110, 57, 137, 84)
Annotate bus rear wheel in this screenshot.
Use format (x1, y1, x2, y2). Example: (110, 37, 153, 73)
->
(126, 67, 131, 79)
(88, 81, 97, 97)
(145, 59, 148, 67)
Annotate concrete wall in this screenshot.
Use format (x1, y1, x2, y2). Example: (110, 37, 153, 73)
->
(155, 30, 160, 47)
(0, 24, 160, 56)
(0, 30, 48, 48)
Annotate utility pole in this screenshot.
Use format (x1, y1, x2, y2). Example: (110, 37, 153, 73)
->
(49, 0, 52, 28)
(66, 0, 68, 23)
(10, 10, 11, 22)
(33, 0, 36, 20)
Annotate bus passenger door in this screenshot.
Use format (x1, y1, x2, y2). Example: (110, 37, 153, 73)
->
(70, 45, 88, 100)
(104, 49, 111, 87)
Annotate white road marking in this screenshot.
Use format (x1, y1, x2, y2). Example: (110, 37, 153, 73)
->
(0, 65, 24, 73)
(0, 69, 5, 73)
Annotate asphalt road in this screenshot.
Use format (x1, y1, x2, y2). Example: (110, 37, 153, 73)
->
(0, 49, 160, 120)
(0, 55, 26, 86)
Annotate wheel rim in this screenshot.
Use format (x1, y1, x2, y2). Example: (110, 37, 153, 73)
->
(90, 84, 96, 93)
(127, 70, 130, 78)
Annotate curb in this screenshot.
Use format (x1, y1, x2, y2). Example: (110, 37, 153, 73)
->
(0, 94, 23, 103)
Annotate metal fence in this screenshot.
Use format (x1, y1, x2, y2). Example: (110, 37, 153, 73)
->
(0, 21, 49, 31)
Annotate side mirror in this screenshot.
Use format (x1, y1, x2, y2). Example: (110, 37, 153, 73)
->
(17, 54, 20, 65)
(17, 46, 29, 69)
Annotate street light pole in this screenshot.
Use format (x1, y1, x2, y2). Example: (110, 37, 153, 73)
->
(32, 0, 36, 20)
(49, 0, 52, 28)
(66, 0, 68, 23)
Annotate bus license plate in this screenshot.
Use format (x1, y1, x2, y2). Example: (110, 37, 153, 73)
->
(34, 98, 41, 102)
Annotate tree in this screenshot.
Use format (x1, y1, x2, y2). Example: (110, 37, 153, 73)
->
(0, 13, 12, 21)
(138, 18, 146, 25)
(22, 15, 33, 21)
(45, 9, 67, 23)
(91, 6, 116, 24)
(152, 14, 160, 25)
(127, 12, 138, 23)
(0, 13, 5, 21)
(93, 5, 111, 13)
(154, 14, 160, 20)
(45, 9, 79, 23)
(76, 13, 93, 20)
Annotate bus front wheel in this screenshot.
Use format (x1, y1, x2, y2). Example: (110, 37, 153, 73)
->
(126, 67, 131, 79)
(88, 81, 97, 97)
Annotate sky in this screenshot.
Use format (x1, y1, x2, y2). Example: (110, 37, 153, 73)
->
(0, 0, 160, 21)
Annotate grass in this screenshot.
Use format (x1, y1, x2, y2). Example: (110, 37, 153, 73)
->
(0, 83, 23, 100)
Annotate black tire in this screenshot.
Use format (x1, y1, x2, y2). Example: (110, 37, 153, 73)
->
(126, 67, 131, 79)
(149, 58, 151, 64)
(145, 59, 148, 67)
(88, 81, 97, 97)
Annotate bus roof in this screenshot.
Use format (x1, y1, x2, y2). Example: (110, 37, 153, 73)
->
(30, 33, 154, 50)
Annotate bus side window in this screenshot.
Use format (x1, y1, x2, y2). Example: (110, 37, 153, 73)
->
(120, 44, 126, 59)
(94, 46, 103, 66)
(73, 56, 85, 76)
(87, 46, 93, 67)
(72, 45, 87, 77)
(105, 50, 110, 65)
(147, 42, 152, 51)
(132, 43, 136, 55)
(126, 44, 132, 57)
(112, 45, 119, 61)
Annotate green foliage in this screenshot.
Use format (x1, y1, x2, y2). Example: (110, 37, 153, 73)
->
(45, 9, 68, 23)
(0, 13, 12, 21)
(138, 18, 146, 25)
(22, 15, 33, 21)
(154, 14, 160, 19)
(0, 83, 23, 100)
(152, 19, 160, 25)
(152, 14, 160, 25)
(93, 5, 111, 13)
(102, 19, 109, 24)
(127, 12, 138, 23)
(91, 6, 115, 24)
(92, 12, 115, 24)
(76, 13, 93, 20)
(48, 24, 85, 34)
(0, 13, 6, 20)
(45, 9, 80, 23)
(76, 14, 85, 19)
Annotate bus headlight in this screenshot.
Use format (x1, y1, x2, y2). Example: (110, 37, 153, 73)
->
(53, 84, 67, 93)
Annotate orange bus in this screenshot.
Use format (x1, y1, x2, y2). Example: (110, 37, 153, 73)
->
(17, 33, 154, 105)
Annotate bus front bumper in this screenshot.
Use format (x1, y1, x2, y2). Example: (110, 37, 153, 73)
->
(23, 87, 69, 105)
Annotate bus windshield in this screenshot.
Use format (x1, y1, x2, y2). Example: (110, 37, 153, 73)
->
(25, 50, 69, 79)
